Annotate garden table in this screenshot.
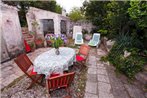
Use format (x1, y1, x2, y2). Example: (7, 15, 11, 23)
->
(33, 47, 76, 78)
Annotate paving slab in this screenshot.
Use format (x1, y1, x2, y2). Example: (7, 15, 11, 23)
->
(124, 84, 146, 98)
(85, 81, 98, 94)
(87, 74, 97, 82)
(84, 93, 98, 98)
(88, 68, 97, 75)
(98, 82, 112, 93)
(97, 68, 108, 76)
(97, 74, 110, 83)
(99, 90, 114, 98)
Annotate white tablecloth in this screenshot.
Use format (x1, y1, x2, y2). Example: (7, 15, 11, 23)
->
(34, 47, 76, 77)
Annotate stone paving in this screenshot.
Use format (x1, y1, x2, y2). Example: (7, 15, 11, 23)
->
(0, 47, 51, 90)
(84, 47, 147, 98)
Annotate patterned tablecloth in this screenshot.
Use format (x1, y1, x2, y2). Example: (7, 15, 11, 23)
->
(34, 47, 76, 78)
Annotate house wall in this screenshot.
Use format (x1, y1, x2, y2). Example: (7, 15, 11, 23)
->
(26, 7, 70, 37)
(1, 3, 24, 59)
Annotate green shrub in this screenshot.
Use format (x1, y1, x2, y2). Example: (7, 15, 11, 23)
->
(107, 33, 146, 79)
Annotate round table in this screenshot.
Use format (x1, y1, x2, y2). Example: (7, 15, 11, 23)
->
(34, 47, 76, 78)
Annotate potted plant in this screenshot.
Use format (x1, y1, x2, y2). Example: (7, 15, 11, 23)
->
(35, 38, 44, 48)
(28, 42, 36, 52)
(50, 34, 63, 55)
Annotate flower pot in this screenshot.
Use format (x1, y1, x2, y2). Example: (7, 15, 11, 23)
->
(35, 39, 44, 48)
(84, 34, 92, 41)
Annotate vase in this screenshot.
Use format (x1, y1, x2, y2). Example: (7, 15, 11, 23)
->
(55, 48, 60, 55)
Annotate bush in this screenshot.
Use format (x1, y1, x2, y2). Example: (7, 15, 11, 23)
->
(82, 29, 88, 35)
(107, 33, 146, 79)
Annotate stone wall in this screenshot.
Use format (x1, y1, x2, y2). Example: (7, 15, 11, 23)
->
(70, 20, 95, 33)
(1, 3, 24, 59)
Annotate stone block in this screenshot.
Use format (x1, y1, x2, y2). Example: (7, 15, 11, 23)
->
(87, 74, 97, 82)
(124, 84, 146, 98)
(84, 93, 98, 98)
(88, 68, 97, 75)
(88, 60, 97, 65)
(88, 64, 97, 69)
(89, 56, 96, 60)
(97, 64, 106, 69)
(135, 72, 147, 84)
(99, 90, 114, 98)
(85, 81, 97, 94)
(98, 82, 111, 93)
(97, 68, 108, 76)
(97, 74, 110, 83)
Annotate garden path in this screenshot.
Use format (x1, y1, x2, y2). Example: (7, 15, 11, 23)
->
(84, 47, 146, 98)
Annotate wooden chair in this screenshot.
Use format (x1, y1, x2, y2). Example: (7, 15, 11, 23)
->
(76, 44, 90, 66)
(46, 72, 75, 98)
(14, 54, 44, 89)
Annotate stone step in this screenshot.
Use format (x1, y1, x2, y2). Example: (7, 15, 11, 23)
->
(135, 71, 147, 85)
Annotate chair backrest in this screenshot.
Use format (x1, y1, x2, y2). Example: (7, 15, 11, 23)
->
(73, 26, 82, 39)
(92, 33, 100, 42)
(14, 54, 33, 72)
(79, 44, 90, 57)
(46, 72, 75, 91)
(75, 32, 83, 41)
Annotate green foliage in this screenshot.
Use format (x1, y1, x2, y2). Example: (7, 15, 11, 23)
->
(2, 1, 62, 26)
(98, 29, 108, 36)
(107, 34, 146, 79)
(83, 1, 147, 48)
(51, 37, 63, 49)
(55, 4, 62, 14)
(128, 1, 147, 29)
(69, 7, 84, 22)
(100, 56, 108, 62)
(82, 29, 88, 35)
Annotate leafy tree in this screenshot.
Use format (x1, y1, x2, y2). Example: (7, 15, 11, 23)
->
(127, 1, 147, 48)
(55, 4, 62, 14)
(128, 1, 147, 29)
(2, 1, 62, 26)
(83, 0, 147, 48)
(68, 7, 84, 22)
(82, 1, 108, 26)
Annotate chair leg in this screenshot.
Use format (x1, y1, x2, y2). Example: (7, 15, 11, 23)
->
(40, 75, 45, 84)
(27, 75, 44, 89)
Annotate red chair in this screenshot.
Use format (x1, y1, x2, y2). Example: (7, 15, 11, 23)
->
(46, 72, 75, 98)
(24, 40, 31, 52)
(14, 54, 43, 89)
(76, 44, 90, 66)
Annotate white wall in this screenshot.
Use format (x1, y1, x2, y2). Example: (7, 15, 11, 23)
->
(1, 4, 24, 56)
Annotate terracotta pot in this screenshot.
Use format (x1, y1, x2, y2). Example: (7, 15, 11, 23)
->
(84, 34, 92, 41)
